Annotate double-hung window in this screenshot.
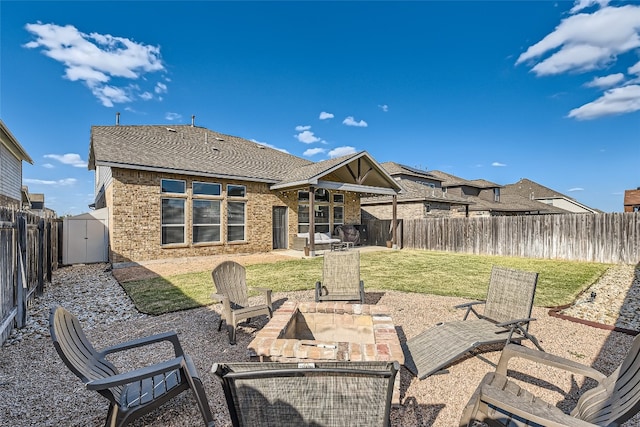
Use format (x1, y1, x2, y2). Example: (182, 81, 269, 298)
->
(161, 179, 186, 245)
(333, 194, 344, 232)
(192, 182, 221, 244)
(227, 185, 246, 242)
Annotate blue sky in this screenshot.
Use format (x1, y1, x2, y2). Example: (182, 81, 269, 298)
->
(1, 0, 638, 216)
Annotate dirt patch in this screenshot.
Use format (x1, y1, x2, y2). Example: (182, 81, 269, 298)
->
(112, 251, 296, 282)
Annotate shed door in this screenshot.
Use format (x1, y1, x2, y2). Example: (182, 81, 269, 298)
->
(64, 219, 108, 264)
(272, 207, 287, 249)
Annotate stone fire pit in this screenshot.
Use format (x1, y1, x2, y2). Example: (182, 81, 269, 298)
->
(247, 301, 404, 402)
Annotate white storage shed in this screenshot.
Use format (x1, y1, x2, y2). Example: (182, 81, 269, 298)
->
(63, 208, 109, 264)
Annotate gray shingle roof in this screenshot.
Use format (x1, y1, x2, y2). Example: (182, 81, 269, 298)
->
(89, 125, 312, 182)
(380, 162, 443, 181)
(361, 177, 471, 205)
(502, 178, 571, 200)
(428, 170, 500, 188)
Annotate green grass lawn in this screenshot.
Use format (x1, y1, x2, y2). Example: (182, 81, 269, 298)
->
(120, 250, 611, 315)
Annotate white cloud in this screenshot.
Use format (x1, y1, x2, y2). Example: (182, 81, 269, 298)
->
(585, 73, 625, 88)
(568, 84, 640, 119)
(568, 187, 585, 192)
(517, 4, 640, 120)
(295, 130, 321, 144)
(570, 0, 610, 14)
(319, 112, 334, 120)
(303, 148, 326, 157)
(91, 84, 131, 107)
(155, 82, 167, 94)
(378, 104, 389, 112)
(250, 139, 289, 153)
(44, 153, 87, 168)
(24, 178, 77, 186)
(328, 146, 356, 158)
(24, 22, 165, 107)
(139, 91, 153, 100)
(516, 5, 640, 76)
(342, 116, 368, 127)
(492, 162, 506, 167)
(295, 125, 311, 131)
(165, 112, 182, 121)
(42, 163, 54, 169)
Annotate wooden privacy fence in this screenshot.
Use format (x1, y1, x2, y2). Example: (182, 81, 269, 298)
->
(362, 219, 403, 247)
(0, 207, 59, 344)
(400, 212, 640, 264)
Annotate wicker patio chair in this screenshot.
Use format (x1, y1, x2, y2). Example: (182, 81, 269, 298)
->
(212, 361, 399, 427)
(212, 260, 273, 344)
(49, 306, 214, 427)
(460, 334, 640, 426)
(315, 250, 365, 303)
(404, 266, 543, 379)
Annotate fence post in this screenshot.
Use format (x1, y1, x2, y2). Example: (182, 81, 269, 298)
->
(46, 221, 52, 282)
(37, 218, 45, 294)
(16, 213, 27, 328)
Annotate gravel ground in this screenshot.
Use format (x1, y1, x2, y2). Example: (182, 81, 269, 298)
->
(1, 261, 639, 427)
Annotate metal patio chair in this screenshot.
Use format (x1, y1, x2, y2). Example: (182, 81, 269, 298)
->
(315, 250, 365, 303)
(212, 361, 399, 426)
(404, 266, 543, 379)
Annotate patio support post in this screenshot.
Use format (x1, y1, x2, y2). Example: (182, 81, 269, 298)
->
(309, 186, 315, 257)
(392, 194, 397, 249)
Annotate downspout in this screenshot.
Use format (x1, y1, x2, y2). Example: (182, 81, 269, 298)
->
(309, 186, 316, 257)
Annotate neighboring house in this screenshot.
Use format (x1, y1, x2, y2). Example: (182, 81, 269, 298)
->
(501, 178, 600, 214)
(361, 162, 473, 220)
(88, 124, 401, 263)
(624, 188, 640, 212)
(22, 188, 56, 218)
(362, 164, 569, 219)
(0, 120, 33, 209)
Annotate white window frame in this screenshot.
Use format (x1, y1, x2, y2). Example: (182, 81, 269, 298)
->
(227, 201, 246, 242)
(161, 198, 186, 245)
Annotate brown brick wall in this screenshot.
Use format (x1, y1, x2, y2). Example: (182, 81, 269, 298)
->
(362, 201, 452, 220)
(108, 169, 362, 262)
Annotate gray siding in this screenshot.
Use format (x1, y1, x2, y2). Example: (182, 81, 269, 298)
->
(95, 165, 113, 194)
(0, 144, 22, 202)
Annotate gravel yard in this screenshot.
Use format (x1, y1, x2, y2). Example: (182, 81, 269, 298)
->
(2, 254, 639, 427)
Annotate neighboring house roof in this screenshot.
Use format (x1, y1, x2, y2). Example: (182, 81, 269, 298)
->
(0, 119, 33, 164)
(502, 178, 599, 213)
(624, 189, 640, 207)
(429, 170, 501, 188)
(379, 162, 443, 182)
(89, 125, 401, 195)
(362, 175, 472, 206)
(380, 167, 567, 214)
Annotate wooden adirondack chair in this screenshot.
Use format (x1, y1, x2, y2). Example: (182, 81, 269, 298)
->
(315, 250, 365, 303)
(460, 334, 640, 426)
(212, 361, 399, 427)
(49, 306, 214, 427)
(211, 260, 273, 344)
